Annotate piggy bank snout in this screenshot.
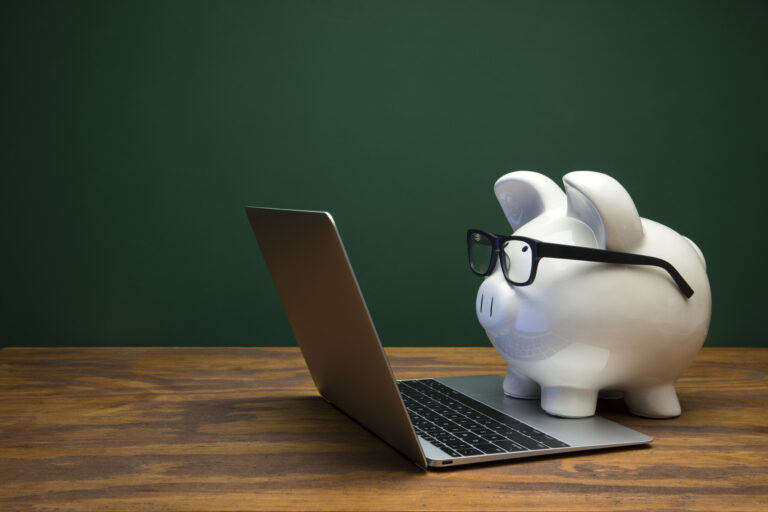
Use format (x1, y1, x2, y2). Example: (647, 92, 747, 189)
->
(476, 270, 517, 334)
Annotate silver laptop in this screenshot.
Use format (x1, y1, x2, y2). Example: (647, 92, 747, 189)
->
(246, 207, 652, 469)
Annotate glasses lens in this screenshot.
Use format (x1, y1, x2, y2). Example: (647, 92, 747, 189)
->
(469, 231, 493, 275)
(502, 239, 533, 283)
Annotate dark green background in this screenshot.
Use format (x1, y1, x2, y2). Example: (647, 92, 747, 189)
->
(2, 1, 766, 347)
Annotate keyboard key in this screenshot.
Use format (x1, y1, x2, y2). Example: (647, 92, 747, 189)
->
(474, 443, 507, 454)
(540, 435, 569, 448)
(443, 437, 472, 448)
(481, 419, 506, 428)
(507, 434, 547, 450)
(494, 440, 526, 452)
(437, 445, 460, 457)
(456, 447, 483, 456)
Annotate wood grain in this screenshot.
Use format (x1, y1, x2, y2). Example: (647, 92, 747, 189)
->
(0, 347, 766, 511)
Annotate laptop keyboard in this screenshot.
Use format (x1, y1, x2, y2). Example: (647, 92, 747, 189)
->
(397, 379, 570, 458)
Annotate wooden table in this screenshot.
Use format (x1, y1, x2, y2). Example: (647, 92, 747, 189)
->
(1, 347, 766, 511)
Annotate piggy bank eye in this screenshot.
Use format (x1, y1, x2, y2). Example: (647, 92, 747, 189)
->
(502, 240, 533, 284)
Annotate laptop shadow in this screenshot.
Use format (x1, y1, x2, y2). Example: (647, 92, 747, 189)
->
(247, 394, 425, 474)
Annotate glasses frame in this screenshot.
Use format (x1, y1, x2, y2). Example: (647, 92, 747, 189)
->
(467, 229, 694, 299)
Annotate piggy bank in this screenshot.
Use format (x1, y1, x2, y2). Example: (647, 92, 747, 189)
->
(473, 170, 711, 418)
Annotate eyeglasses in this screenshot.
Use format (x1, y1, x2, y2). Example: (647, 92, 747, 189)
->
(467, 229, 694, 299)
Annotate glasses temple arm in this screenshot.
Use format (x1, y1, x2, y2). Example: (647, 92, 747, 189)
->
(538, 243, 694, 299)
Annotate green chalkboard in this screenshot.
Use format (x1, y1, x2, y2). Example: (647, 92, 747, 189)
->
(2, 1, 766, 347)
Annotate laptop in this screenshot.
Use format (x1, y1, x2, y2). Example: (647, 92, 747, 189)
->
(246, 206, 652, 469)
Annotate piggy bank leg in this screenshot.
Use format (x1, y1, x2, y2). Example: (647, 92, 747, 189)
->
(503, 368, 540, 399)
(540, 387, 598, 418)
(624, 384, 681, 418)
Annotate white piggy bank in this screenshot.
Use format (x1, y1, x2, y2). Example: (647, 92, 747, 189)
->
(473, 170, 711, 418)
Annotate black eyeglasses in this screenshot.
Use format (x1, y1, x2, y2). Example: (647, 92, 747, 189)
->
(467, 229, 694, 299)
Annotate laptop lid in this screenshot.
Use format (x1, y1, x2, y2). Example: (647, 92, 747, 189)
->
(246, 207, 428, 468)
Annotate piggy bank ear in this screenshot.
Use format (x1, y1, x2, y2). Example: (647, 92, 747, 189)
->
(563, 171, 644, 250)
(494, 171, 566, 230)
